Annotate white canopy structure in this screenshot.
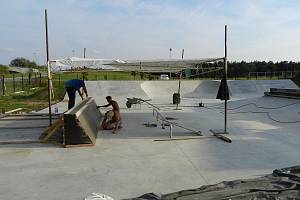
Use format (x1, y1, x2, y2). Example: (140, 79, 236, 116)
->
(105, 57, 224, 72)
(51, 57, 224, 72)
(51, 57, 119, 71)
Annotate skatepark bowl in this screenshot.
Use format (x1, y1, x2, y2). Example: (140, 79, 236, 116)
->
(0, 79, 300, 199)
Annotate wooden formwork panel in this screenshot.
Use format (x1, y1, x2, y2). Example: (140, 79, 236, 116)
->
(64, 97, 102, 147)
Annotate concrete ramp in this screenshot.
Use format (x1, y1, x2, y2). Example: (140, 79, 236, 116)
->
(228, 80, 298, 98)
(183, 80, 221, 99)
(141, 81, 199, 103)
(87, 80, 298, 105)
(86, 81, 149, 106)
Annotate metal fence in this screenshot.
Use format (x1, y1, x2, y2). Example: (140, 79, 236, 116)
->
(0, 73, 47, 95)
(247, 71, 297, 80)
(0, 71, 151, 95)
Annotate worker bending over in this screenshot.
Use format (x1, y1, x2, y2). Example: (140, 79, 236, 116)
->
(65, 79, 88, 109)
(98, 96, 121, 133)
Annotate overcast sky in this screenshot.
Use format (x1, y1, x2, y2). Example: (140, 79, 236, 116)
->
(1, 0, 300, 65)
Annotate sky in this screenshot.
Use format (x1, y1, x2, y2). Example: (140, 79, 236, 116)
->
(1, 0, 300, 65)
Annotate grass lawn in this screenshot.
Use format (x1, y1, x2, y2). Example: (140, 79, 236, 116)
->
(0, 85, 65, 113)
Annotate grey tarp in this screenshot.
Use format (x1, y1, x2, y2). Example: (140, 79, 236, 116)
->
(124, 165, 300, 200)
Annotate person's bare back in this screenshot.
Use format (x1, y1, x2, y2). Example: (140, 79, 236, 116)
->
(98, 96, 121, 133)
(110, 100, 119, 111)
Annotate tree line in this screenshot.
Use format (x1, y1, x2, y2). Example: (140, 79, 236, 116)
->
(0, 58, 45, 74)
(195, 61, 300, 77)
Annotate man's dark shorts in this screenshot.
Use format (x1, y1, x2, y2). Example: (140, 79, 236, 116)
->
(66, 87, 76, 99)
(66, 87, 76, 109)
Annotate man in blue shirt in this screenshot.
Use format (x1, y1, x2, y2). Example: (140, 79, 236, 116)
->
(65, 79, 88, 109)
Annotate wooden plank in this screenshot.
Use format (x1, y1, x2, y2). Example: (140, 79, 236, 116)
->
(0, 140, 40, 145)
(4, 108, 23, 114)
(154, 136, 212, 142)
(64, 143, 95, 148)
(41, 117, 64, 142)
(213, 134, 232, 143)
(210, 129, 231, 143)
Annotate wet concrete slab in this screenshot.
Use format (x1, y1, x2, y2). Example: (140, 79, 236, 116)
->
(0, 80, 299, 200)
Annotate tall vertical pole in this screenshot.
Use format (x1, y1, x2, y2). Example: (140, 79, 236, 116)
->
(169, 48, 172, 78)
(39, 73, 42, 86)
(224, 25, 228, 134)
(35, 73, 37, 86)
(175, 49, 184, 110)
(2, 75, 5, 95)
(178, 49, 184, 94)
(45, 9, 52, 126)
(21, 74, 24, 91)
(13, 74, 15, 92)
(83, 48, 86, 81)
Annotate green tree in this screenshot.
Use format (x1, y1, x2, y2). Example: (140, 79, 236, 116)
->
(10, 57, 37, 68)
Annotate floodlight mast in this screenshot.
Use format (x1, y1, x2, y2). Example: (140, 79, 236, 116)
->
(174, 49, 184, 110)
(45, 9, 52, 126)
(178, 49, 184, 94)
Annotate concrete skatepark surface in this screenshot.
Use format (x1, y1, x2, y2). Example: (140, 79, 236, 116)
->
(0, 80, 300, 200)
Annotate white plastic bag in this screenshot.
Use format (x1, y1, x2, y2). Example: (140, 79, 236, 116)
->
(84, 193, 114, 200)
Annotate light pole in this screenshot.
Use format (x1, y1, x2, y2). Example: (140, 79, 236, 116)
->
(45, 9, 52, 126)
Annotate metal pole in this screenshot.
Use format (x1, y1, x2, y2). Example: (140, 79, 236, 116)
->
(35, 73, 37, 86)
(169, 48, 172, 79)
(83, 48, 86, 58)
(13, 74, 15, 92)
(178, 49, 184, 94)
(21, 74, 24, 91)
(28, 73, 31, 85)
(45, 9, 52, 126)
(2, 75, 4, 95)
(224, 25, 228, 134)
(39, 73, 42, 86)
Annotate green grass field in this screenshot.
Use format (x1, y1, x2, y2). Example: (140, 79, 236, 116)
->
(0, 85, 65, 112)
